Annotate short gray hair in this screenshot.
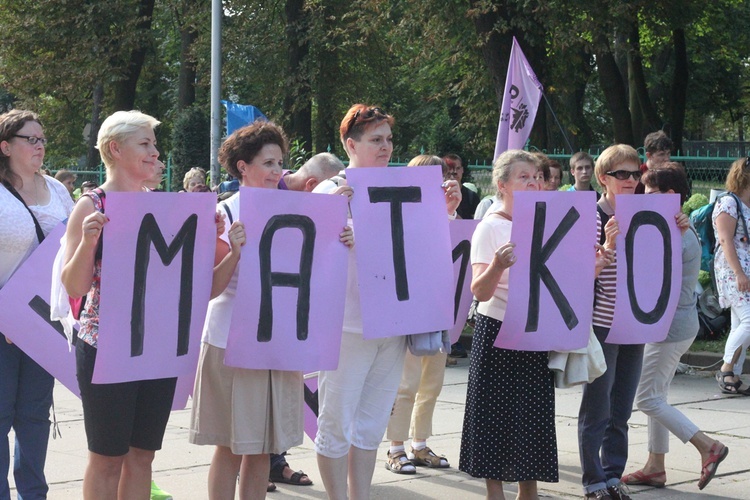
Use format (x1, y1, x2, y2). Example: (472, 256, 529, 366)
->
(492, 149, 539, 197)
(97, 110, 160, 168)
(300, 153, 345, 181)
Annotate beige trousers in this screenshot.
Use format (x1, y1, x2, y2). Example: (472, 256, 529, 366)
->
(386, 349, 447, 441)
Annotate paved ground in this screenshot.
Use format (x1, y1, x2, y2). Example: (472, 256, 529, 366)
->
(8, 353, 750, 499)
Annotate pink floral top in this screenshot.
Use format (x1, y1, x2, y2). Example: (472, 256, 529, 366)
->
(77, 190, 104, 347)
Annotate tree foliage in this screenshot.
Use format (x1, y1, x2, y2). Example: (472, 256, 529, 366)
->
(1, 0, 749, 169)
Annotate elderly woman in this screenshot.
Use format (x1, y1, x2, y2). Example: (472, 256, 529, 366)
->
(714, 157, 750, 395)
(183, 167, 208, 192)
(1, 110, 73, 499)
(459, 150, 558, 500)
(62, 110, 174, 499)
(621, 163, 728, 491)
(385, 154, 460, 474)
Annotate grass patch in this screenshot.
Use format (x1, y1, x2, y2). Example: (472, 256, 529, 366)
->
(689, 338, 727, 353)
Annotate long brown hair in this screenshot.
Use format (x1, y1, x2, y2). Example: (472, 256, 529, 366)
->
(0, 109, 42, 187)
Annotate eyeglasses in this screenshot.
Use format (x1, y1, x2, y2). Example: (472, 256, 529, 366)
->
(14, 134, 48, 145)
(344, 107, 387, 138)
(605, 169, 642, 181)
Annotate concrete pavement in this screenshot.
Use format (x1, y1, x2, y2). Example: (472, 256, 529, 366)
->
(8, 354, 750, 499)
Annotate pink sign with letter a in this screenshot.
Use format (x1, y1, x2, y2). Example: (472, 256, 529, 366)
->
(224, 188, 349, 372)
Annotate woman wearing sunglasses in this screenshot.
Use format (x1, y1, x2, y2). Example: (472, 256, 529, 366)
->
(578, 144, 644, 500)
(314, 104, 407, 499)
(621, 163, 728, 491)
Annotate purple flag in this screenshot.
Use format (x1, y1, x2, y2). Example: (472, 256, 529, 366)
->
(493, 37, 543, 160)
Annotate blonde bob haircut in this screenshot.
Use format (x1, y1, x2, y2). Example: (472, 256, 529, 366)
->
(594, 144, 640, 191)
(97, 110, 161, 168)
(492, 149, 539, 198)
(725, 157, 750, 195)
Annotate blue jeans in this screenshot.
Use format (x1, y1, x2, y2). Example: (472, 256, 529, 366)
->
(578, 326, 644, 494)
(0, 335, 54, 500)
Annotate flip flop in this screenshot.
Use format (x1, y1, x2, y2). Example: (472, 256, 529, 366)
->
(698, 442, 729, 490)
(621, 469, 666, 488)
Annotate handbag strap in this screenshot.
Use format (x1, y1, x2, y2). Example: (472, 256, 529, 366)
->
(3, 180, 45, 243)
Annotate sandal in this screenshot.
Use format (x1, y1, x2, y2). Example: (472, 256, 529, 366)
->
(269, 466, 313, 486)
(716, 370, 741, 394)
(385, 450, 417, 474)
(267, 481, 276, 492)
(698, 442, 729, 490)
(621, 469, 666, 488)
(409, 446, 450, 468)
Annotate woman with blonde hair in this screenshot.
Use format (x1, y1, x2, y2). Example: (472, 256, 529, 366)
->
(714, 156, 750, 395)
(62, 110, 173, 499)
(385, 154, 460, 474)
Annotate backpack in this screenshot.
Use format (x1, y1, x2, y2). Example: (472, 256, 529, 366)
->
(690, 192, 748, 300)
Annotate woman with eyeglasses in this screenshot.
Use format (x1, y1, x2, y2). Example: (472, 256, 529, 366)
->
(1, 109, 73, 499)
(313, 104, 410, 499)
(460, 150, 561, 500)
(713, 157, 750, 396)
(620, 164, 728, 491)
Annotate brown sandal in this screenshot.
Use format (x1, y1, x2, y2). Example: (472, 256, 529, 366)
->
(385, 450, 417, 474)
(409, 447, 450, 468)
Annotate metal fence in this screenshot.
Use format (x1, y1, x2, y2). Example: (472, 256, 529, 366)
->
(47, 148, 740, 198)
(457, 151, 738, 200)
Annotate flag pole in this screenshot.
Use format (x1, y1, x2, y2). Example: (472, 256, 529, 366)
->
(541, 92, 574, 154)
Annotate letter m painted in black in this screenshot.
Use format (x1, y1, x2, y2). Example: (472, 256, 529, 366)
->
(132, 213, 198, 357)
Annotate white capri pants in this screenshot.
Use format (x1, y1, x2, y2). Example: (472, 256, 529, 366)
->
(386, 349, 447, 441)
(315, 331, 406, 458)
(635, 337, 699, 454)
(724, 303, 750, 375)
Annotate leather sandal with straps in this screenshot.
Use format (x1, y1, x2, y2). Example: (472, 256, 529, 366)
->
(385, 450, 416, 474)
(409, 446, 450, 468)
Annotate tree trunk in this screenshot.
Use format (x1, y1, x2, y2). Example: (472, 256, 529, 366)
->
(468, 1, 512, 110)
(595, 38, 635, 145)
(628, 19, 661, 137)
(670, 28, 688, 154)
(178, 26, 197, 109)
(111, 0, 156, 110)
(284, 0, 312, 149)
(628, 53, 643, 142)
(86, 83, 104, 169)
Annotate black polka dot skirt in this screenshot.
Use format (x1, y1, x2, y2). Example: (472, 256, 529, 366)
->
(459, 313, 558, 482)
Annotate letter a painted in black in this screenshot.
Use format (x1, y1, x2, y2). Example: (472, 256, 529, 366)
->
(625, 211, 672, 324)
(452, 240, 471, 323)
(258, 214, 316, 343)
(526, 202, 580, 332)
(132, 213, 198, 357)
(367, 186, 422, 301)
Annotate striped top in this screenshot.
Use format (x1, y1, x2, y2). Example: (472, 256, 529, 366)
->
(593, 209, 617, 328)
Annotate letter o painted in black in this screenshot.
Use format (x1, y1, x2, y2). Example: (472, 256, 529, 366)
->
(625, 211, 672, 325)
(509, 85, 519, 99)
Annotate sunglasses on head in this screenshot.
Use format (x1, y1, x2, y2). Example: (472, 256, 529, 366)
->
(605, 170, 642, 181)
(344, 107, 387, 138)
